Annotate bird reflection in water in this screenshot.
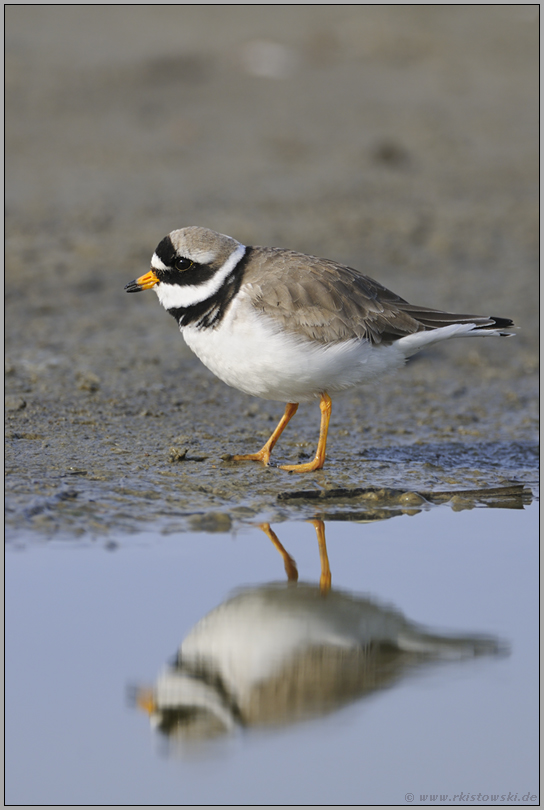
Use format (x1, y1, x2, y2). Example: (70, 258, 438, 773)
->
(134, 520, 504, 742)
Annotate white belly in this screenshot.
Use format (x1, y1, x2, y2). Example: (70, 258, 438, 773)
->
(181, 301, 407, 403)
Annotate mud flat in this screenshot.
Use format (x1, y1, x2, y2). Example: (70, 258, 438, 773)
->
(5, 6, 538, 537)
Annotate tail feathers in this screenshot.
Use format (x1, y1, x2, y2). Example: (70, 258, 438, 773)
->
(446, 314, 515, 336)
(397, 319, 515, 357)
(399, 304, 515, 334)
(468, 315, 515, 337)
(476, 315, 514, 330)
(397, 628, 504, 659)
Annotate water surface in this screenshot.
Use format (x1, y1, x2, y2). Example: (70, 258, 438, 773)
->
(6, 503, 539, 805)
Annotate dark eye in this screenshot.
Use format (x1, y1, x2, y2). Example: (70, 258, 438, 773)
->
(174, 257, 193, 272)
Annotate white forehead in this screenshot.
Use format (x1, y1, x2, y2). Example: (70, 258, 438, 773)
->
(151, 253, 168, 271)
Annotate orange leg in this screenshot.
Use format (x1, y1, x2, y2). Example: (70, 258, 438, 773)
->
(259, 522, 299, 582)
(280, 392, 332, 473)
(233, 402, 298, 466)
(308, 519, 331, 593)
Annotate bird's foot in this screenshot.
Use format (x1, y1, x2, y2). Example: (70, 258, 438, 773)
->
(279, 455, 325, 473)
(231, 448, 271, 465)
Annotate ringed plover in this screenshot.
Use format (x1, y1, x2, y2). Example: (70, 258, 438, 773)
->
(125, 227, 514, 472)
(135, 522, 501, 738)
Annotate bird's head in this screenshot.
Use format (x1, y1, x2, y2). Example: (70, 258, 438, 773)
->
(124, 226, 245, 310)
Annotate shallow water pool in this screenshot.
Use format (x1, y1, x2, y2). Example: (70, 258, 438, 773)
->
(5, 501, 539, 805)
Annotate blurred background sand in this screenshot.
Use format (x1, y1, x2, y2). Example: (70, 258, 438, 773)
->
(5, 6, 539, 534)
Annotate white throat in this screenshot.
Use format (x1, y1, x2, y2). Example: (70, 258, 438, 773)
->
(154, 243, 246, 311)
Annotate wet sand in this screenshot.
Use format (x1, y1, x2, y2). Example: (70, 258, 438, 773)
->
(5, 6, 539, 536)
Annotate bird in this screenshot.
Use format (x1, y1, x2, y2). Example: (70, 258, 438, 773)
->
(135, 582, 501, 739)
(125, 226, 514, 473)
(134, 522, 502, 740)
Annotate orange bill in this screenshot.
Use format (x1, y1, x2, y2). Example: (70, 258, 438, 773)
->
(124, 270, 159, 293)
